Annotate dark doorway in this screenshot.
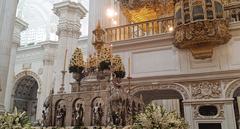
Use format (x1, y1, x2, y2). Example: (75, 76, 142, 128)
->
(199, 123, 222, 129)
(233, 87, 240, 129)
(134, 89, 184, 117)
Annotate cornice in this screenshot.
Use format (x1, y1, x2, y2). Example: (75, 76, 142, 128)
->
(53, 1, 88, 18)
(121, 69, 240, 84)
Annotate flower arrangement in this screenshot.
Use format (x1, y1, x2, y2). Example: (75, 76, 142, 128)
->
(98, 45, 112, 71)
(0, 108, 32, 129)
(69, 48, 85, 73)
(133, 104, 188, 129)
(86, 53, 98, 72)
(112, 55, 126, 79)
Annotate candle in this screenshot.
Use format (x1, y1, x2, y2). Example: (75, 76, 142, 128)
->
(63, 49, 68, 71)
(128, 56, 131, 77)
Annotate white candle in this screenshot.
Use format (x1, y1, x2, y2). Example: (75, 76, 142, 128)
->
(128, 56, 131, 77)
(63, 49, 68, 71)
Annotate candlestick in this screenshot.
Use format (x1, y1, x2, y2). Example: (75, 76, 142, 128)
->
(128, 56, 131, 77)
(59, 49, 67, 93)
(63, 49, 68, 71)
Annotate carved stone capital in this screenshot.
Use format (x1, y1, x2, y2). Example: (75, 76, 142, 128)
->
(53, 1, 87, 38)
(12, 17, 28, 46)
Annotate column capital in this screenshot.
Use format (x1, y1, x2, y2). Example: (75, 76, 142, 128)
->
(12, 17, 28, 46)
(53, 1, 87, 38)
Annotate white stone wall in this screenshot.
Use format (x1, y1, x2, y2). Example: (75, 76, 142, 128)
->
(11, 37, 88, 121)
(112, 23, 240, 79)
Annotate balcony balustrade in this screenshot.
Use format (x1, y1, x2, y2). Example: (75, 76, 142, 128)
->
(105, 3, 240, 43)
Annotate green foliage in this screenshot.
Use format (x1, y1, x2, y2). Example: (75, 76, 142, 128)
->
(114, 71, 126, 79)
(99, 60, 111, 71)
(69, 66, 84, 73)
(0, 108, 32, 129)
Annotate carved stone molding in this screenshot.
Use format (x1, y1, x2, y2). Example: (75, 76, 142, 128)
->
(192, 104, 224, 120)
(225, 79, 240, 98)
(191, 81, 221, 99)
(53, 1, 87, 38)
(14, 71, 42, 93)
(130, 83, 190, 99)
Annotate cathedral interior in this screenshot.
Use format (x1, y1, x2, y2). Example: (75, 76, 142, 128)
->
(1, 0, 240, 129)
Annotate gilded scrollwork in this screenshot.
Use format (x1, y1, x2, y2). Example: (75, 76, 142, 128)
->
(118, 0, 174, 23)
(174, 20, 231, 59)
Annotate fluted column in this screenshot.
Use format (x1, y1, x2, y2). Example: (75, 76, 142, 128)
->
(4, 18, 28, 112)
(53, 1, 87, 93)
(0, 0, 19, 112)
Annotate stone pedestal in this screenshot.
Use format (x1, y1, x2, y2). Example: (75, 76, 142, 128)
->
(0, 0, 19, 112)
(53, 1, 87, 93)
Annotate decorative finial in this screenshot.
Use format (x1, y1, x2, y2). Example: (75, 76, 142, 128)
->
(92, 20, 106, 55)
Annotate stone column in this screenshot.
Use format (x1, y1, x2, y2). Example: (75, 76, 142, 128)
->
(53, 1, 87, 93)
(0, 0, 19, 112)
(4, 18, 28, 112)
(36, 41, 58, 120)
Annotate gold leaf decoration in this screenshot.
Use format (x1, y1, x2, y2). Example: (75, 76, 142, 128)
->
(99, 45, 112, 62)
(69, 48, 85, 68)
(86, 53, 98, 68)
(112, 55, 125, 72)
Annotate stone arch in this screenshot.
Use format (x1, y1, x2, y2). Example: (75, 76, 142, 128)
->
(224, 79, 240, 98)
(131, 83, 190, 100)
(90, 97, 104, 126)
(72, 98, 85, 126)
(131, 83, 189, 118)
(54, 99, 66, 126)
(12, 72, 40, 122)
(14, 70, 42, 94)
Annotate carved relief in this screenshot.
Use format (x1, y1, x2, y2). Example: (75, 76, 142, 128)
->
(193, 104, 224, 119)
(191, 81, 221, 99)
(130, 83, 190, 99)
(174, 20, 231, 59)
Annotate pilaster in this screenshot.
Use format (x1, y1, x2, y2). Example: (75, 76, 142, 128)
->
(53, 1, 87, 93)
(4, 17, 27, 112)
(0, 0, 19, 112)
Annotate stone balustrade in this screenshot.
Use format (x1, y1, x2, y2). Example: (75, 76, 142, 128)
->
(105, 2, 240, 43)
(105, 16, 174, 42)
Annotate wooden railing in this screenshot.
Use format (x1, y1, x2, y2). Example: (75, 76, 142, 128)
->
(106, 16, 174, 42)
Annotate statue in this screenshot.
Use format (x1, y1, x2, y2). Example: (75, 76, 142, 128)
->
(43, 89, 54, 126)
(42, 110, 47, 127)
(112, 109, 120, 126)
(98, 103, 104, 126)
(93, 103, 99, 125)
(74, 103, 84, 126)
(56, 105, 66, 127)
